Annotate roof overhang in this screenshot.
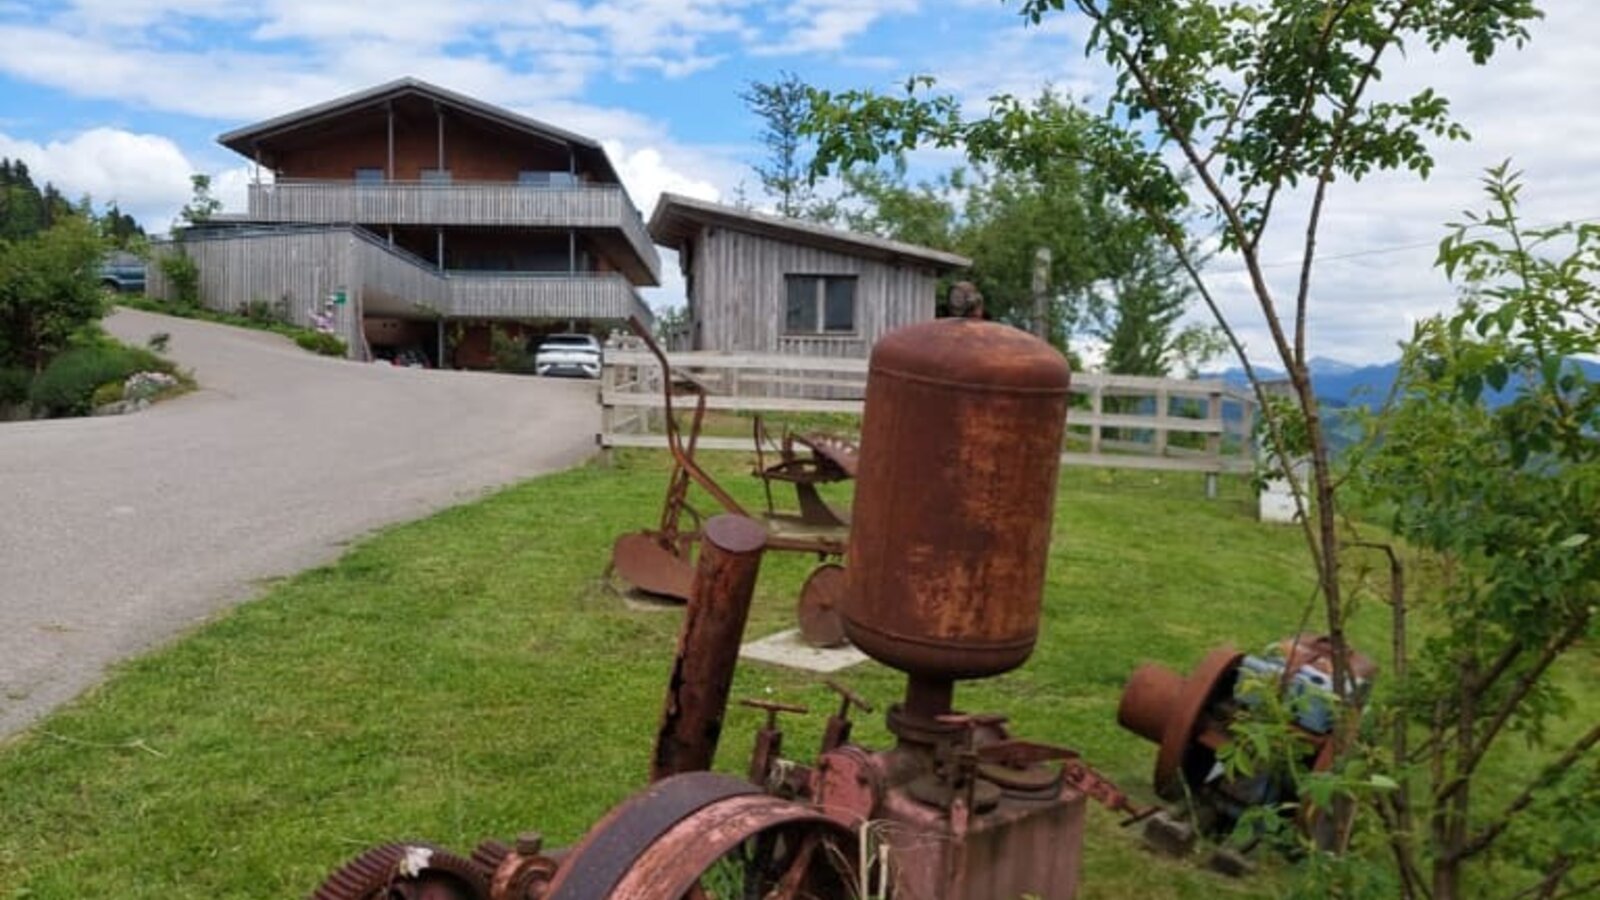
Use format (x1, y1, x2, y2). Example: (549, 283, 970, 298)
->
(648, 192, 971, 271)
(218, 77, 622, 184)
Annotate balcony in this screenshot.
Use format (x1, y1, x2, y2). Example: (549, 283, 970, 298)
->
(248, 179, 660, 283)
(352, 232, 652, 324)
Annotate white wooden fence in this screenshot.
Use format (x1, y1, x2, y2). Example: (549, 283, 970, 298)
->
(598, 348, 1257, 479)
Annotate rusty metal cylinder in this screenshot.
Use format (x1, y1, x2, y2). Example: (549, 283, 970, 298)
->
(843, 319, 1072, 680)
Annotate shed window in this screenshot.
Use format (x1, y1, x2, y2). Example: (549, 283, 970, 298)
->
(785, 275, 857, 335)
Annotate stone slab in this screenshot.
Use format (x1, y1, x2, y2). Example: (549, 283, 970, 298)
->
(740, 628, 868, 673)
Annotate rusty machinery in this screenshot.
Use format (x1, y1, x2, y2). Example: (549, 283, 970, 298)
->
(311, 317, 1147, 900)
(609, 318, 859, 647)
(1116, 636, 1378, 857)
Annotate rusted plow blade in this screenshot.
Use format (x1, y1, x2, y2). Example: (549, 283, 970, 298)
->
(611, 531, 696, 602)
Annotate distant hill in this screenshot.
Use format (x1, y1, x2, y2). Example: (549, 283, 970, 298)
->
(1211, 357, 1600, 409)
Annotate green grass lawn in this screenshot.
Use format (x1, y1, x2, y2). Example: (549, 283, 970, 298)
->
(0, 451, 1585, 898)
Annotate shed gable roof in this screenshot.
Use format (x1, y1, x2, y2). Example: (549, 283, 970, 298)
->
(649, 193, 971, 271)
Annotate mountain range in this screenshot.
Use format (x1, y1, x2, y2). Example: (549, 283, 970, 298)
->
(1211, 356, 1600, 409)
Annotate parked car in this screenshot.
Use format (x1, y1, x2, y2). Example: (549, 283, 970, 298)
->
(98, 251, 146, 294)
(534, 333, 602, 378)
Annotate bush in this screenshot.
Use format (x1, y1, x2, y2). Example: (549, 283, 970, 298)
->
(30, 346, 138, 415)
(0, 217, 106, 371)
(0, 367, 30, 405)
(90, 381, 124, 408)
(241, 298, 286, 325)
(158, 249, 200, 309)
(294, 332, 346, 357)
(27, 342, 178, 416)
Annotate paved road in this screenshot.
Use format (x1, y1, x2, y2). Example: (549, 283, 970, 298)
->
(0, 309, 598, 738)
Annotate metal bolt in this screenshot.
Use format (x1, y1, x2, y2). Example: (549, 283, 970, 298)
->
(515, 831, 543, 857)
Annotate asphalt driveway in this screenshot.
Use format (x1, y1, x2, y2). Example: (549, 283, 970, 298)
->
(0, 308, 599, 738)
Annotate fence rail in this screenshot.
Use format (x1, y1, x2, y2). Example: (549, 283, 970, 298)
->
(598, 348, 1258, 477)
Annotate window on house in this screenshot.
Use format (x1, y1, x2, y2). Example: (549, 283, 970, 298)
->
(420, 168, 452, 185)
(518, 171, 578, 186)
(784, 275, 857, 335)
(354, 168, 385, 184)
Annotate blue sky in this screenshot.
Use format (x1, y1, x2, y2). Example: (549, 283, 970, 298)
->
(1, 0, 1596, 365)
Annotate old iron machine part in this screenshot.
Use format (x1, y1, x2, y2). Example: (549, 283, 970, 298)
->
(310, 318, 1144, 900)
(313, 514, 860, 900)
(608, 317, 857, 648)
(1118, 635, 1379, 849)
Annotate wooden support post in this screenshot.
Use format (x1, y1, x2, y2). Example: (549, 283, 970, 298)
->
(1090, 385, 1103, 455)
(1154, 388, 1170, 456)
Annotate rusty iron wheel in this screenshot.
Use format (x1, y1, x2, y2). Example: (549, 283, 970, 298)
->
(544, 772, 858, 900)
(311, 842, 489, 900)
(796, 563, 849, 648)
(1153, 648, 1244, 801)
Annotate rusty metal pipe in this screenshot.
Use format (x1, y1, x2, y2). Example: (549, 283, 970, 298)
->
(650, 514, 768, 781)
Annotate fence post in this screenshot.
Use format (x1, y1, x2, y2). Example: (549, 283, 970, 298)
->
(1154, 387, 1169, 456)
(1090, 383, 1103, 455)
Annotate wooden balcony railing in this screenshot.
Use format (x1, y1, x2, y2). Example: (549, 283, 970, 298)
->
(248, 180, 660, 279)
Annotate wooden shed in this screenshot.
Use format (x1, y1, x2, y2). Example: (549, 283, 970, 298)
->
(649, 193, 970, 358)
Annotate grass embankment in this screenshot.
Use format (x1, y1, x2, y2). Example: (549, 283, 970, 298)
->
(118, 296, 347, 356)
(0, 452, 1589, 898)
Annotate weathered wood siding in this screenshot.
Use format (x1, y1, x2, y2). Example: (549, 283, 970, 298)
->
(149, 228, 651, 351)
(147, 230, 364, 352)
(691, 226, 937, 357)
(250, 181, 659, 280)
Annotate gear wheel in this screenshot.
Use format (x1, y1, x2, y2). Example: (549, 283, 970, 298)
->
(311, 842, 489, 900)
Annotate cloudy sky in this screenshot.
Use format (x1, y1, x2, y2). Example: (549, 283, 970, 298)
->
(0, 0, 1594, 366)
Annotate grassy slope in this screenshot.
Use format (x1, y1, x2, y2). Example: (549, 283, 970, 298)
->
(0, 452, 1585, 898)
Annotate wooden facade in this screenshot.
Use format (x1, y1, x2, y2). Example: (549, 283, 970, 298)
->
(148, 226, 652, 357)
(179, 77, 658, 365)
(248, 181, 656, 281)
(650, 194, 970, 358)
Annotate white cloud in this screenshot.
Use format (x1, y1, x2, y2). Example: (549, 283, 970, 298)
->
(756, 0, 919, 55)
(0, 127, 196, 227)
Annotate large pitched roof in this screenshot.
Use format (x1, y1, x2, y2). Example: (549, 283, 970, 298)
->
(217, 77, 621, 183)
(649, 193, 971, 271)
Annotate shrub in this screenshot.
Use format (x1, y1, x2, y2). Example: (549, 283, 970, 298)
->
(90, 381, 124, 408)
(241, 298, 285, 325)
(294, 331, 347, 357)
(0, 367, 30, 405)
(158, 248, 201, 309)
(29, 346, 141, 416)
(0, 216, 106, 371)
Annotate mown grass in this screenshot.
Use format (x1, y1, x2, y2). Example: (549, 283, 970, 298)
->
(0, 451, 1588, 898)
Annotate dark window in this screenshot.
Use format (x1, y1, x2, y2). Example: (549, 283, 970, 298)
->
(518, 171, 578, 186)
(783, 275, 856, 335)
(354, 168, 384, 184)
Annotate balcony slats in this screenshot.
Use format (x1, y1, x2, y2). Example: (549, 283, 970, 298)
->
(249, 182, 660, 280)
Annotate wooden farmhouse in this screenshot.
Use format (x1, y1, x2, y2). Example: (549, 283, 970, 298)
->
(147, 78, 659, 367)
(648, 193, 970, 358)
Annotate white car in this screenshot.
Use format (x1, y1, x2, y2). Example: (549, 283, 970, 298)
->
(534, 333, 603, 378)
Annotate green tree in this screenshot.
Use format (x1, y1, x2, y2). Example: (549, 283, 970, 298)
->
(1351, 168, 1598, 898)
(801, 2, 1550, 894)
(802, 0, 1538, 738)
(177, 174, 222, 228)
(0, 216, 106, 371)
(0, 158, 48, 241)
(741, 72, 830, 219)
(99, 202, 147, 248)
